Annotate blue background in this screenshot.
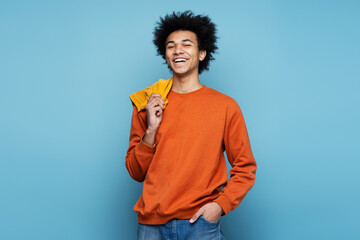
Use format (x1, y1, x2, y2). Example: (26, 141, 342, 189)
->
(1, 0, 359, 239)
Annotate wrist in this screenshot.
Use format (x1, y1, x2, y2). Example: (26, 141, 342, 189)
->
(146, 127, 158, 135)
(213, 201, 224, 214)
(142, 128, 157, 147)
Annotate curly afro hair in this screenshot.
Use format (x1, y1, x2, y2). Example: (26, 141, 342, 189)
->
(153, 10, 218, 74)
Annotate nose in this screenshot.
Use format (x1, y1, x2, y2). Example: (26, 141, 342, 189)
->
(174, 45, 184, 54)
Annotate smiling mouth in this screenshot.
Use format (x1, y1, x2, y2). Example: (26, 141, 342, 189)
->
(174, 58, 187, 63)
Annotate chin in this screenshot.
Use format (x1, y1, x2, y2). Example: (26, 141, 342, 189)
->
(170, 67, 187, 75)
(173, 71, 190, 76)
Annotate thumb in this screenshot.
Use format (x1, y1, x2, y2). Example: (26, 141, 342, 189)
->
(189, 209, 204, 224)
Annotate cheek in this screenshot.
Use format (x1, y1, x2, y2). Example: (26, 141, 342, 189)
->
(190, 50, 198, 58)
(165, 56, 171, 64)
(165, 52, 172, 61)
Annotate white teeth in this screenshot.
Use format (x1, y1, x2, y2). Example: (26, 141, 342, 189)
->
(175, 59, 186, 62)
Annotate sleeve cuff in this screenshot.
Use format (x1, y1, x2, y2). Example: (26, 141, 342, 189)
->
(213, 194, 232, 216)
(138, 136, 157, 154)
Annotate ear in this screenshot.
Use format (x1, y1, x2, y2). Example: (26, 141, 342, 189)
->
(199, 50, 207, 61)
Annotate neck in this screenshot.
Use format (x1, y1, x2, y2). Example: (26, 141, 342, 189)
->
(171, 72, 203, 93)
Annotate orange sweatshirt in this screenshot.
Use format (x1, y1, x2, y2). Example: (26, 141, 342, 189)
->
(125, 84, 257, 224)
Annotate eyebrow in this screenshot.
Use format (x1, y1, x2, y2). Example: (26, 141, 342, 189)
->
(166, 39, 193, 45)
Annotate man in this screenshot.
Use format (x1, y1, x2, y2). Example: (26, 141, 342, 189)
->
(125, 10, 257, 240)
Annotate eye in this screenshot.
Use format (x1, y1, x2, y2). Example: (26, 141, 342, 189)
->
(168, 45, 175, 49)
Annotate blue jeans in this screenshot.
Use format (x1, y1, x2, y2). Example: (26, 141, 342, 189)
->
(137, 216, 226, 240)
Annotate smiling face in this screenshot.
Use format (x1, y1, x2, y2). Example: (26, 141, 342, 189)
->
(165, 30, 206, 77)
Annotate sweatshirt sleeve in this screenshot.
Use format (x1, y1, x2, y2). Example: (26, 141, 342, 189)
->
(125, 104, 157, 182)
(213, 102, 257, 215)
